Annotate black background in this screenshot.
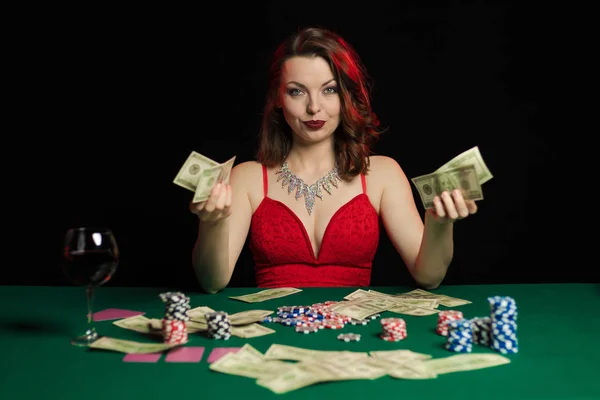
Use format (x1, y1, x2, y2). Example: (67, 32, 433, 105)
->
(7, 2, 590, 290)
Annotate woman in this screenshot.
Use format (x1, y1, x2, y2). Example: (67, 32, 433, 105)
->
(190, 27, 477, 293)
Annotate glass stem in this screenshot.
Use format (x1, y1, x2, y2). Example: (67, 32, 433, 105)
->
(86, 286, 95, 332)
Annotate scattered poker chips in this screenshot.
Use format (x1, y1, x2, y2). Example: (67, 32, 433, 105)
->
(205, 311, 232, 340)
(337, 333, 361, 342)
(159, 291, 190, 344)
(445, 318, 473, 353)
(296, 325, 319, 334)
(488, 296, 518, 354)
(380, 317, 407, 341)
(437, 310, 464, 336)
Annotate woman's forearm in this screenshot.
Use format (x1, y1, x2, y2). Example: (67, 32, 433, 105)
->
(192, 219, 231, 293)
(412, 212, 454, 289)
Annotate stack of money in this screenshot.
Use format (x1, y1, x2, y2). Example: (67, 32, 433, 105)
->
(410, 146, 493, 209)
(173, 151, 236, 203)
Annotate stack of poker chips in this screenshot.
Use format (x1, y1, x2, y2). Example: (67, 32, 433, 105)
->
(436, 310, 464, 336)
(488, 296, 518, 354)
(470, 316, 492, 346)
(159, 291, 190, 345)
(445, 319, 473, 353)
(379, 317, 407, 341)
(205, 311, 232, 340)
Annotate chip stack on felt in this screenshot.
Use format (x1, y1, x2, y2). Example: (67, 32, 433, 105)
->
(159, 291, 190, 345)
(379, 317, 407, 341)
(470, 316, 492, 346)
(436, 310, 464, 336)
(445, 319, 473, 353)
(205, 311, 232, 340)
(488, 296, 518, 354)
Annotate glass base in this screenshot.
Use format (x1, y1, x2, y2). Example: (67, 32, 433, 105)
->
(70, 328, 99, 346)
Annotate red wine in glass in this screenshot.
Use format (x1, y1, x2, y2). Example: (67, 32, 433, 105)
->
(63, 227, 119, 346)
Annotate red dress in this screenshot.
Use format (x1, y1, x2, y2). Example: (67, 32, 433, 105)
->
(249, 164, 380, 288)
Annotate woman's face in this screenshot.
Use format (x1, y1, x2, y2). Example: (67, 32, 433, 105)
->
(278, 56, 341, 144)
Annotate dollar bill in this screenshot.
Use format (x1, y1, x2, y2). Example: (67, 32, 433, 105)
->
(229, 288, 302, 303)
(394, 288, 472, 307)
(422, 353, 510, 374)
(172, 151, 236, 203)
(231, 323, 276, 338)
(172, 151, 220, 192)
(192, 156, 236, 203)
(228, 310, 274, 326)
(435, 146, 493, 185)
(88, 336, 181, 354)
(411, 164, 483, 209)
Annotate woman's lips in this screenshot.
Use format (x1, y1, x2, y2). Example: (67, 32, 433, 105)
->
(303, 120, 326, 129)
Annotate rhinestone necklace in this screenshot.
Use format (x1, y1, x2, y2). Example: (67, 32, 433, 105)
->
(275, 161, 341, 215)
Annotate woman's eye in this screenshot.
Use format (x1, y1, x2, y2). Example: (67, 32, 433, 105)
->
(324, 87, 338, 94)
(288, 88, 303, 96)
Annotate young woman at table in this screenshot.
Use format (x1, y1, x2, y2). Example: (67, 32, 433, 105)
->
(190, 27, 478, 293)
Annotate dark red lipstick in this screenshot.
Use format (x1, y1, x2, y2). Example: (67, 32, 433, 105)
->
(303, 120, 326, 130)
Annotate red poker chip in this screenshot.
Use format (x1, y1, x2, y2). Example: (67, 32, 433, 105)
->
(322, 319, 345, 329)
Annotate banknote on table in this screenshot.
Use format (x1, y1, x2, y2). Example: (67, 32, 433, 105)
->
(394, 288, 472, 307)
(411, 165, 483, 209)
(172, 151, 236, 203)
(211, 343, 512, 394)
(114, 313, 275, 338)
(88, 336, 181, 354)
(342, 288, 441, 316)
(229, 287, 302, 303)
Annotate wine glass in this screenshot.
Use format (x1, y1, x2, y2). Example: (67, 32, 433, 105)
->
(62, 227, 119, 346)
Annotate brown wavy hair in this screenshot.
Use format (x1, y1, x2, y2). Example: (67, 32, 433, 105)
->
(256, 27, 384, 181)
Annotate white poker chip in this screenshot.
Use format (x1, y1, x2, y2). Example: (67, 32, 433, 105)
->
(337, 333, 361, 342)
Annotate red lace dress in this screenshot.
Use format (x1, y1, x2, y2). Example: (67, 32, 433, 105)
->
(249, 165, 380, 288)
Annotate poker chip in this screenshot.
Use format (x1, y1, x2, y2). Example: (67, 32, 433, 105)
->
(470, 317, 492, 346)
(162, 319, 188, 344)
(337, 333, 361, 342)
(436, 310, 464, 336)
(159, 291, 191, 344)
(295, 325, 319, 334)
(322, 318, 345, 329)
(380, 317, 407, 341)
(349, 318, 369, 325)
(445, 318, 473, 353)
(205, 311, 232, 340)
(488, 296, 518, 354)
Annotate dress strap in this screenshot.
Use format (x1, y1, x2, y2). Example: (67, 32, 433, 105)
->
(262, 164, 268, 198)
(361, 173, 367, 194)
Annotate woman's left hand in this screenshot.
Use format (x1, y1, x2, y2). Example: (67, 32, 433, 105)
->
(427, 189, 478, 223)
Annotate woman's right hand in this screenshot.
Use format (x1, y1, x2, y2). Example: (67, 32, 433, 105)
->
(189, 183, 233, 222)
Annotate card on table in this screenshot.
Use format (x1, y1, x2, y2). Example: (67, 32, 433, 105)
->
(165, 347, 205, 363)
(93, 308, 145, 321)
(206, 347, 241, 363)
(123, 353, 162, 363)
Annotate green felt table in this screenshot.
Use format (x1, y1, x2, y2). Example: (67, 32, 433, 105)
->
(1, 283, 599, 399)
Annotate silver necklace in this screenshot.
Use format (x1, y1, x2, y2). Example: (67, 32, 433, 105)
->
(275, 161, 341, 215)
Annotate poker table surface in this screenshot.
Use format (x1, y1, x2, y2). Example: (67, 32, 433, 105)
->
(1, 283, 599, 400)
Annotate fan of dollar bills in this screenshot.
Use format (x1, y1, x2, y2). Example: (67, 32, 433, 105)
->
(173, 151, 236, 203)
(410, 146, 493, 209)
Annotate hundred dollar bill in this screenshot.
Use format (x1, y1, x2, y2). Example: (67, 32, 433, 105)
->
(88, 336, 181, 354)
(172, 151, 236, 203)
(229, 288, 302, 303)
(172, 151, 220, 192)
(436, 146, 493, 185)
(228, 310, 274, 326)
(231, 323, 276, 338)
(192, 156, 236, 203)
(411, 164, 483, 209)
(422, 353, 510, 374)
(394, 288, 472, 307)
